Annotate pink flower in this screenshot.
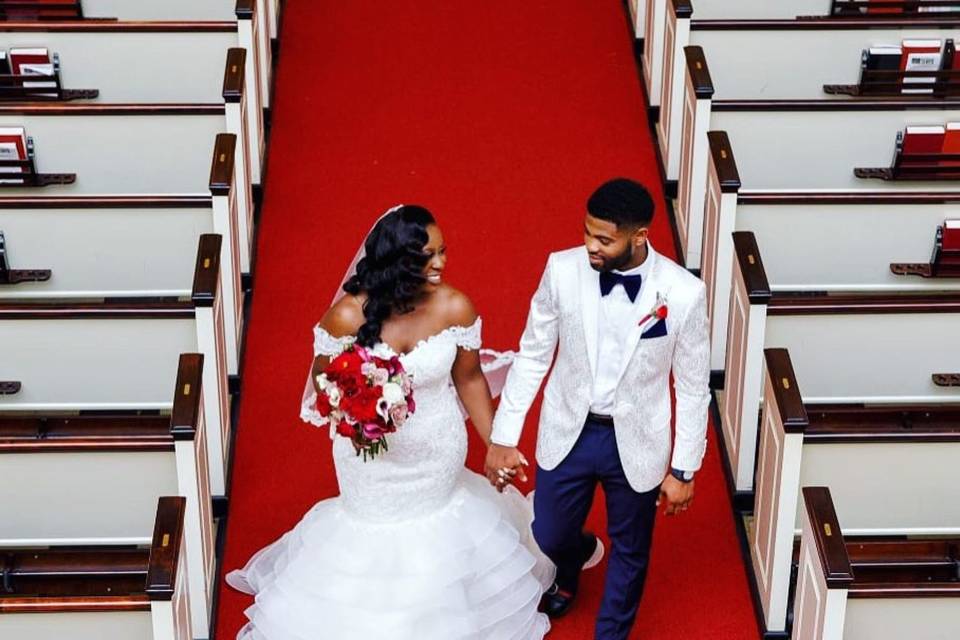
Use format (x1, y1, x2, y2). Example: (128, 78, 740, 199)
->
(362, 422, 384, 441)
(360, 362, 377, 377)
(388, 403, 409, 427)
(371, 367, 390, 387)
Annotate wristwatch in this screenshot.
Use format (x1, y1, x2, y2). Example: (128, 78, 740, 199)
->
(670, 467, 695, 483)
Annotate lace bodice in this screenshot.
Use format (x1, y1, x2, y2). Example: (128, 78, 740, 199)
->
(299, 317, 486, 521)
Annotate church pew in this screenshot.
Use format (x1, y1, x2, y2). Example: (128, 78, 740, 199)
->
(0, 245, 233, 497)
(0, 355, 216, 635)
(692, 132, 960, 377)
(641, 0, 830, 114)
(793, 487, 960, 640)
(0, 20, 266, 185)
(749, 353, 960, 634)
(675, 105, 960, 271)
(0, 195, 245, 377)
(0, 497, 194, 640)
(698, 182, 960, 378)
(77, 0, 274, 102)
(0, 108, 254, 279)
(657, 9, 960, 185)
(720, 234, 960, 495)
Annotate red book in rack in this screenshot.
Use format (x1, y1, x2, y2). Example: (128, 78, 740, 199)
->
(8, 48, 51, 76)
(866, 0, 901, 14)
(943, 220, 960, 251)
(0, 126, 27, 183)
(901, 125, 945, 164)
(940, 123, 960, 166)
(901, 39, 942, 93)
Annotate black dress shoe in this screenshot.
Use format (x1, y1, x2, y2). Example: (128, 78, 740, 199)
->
(539, 582, 576, 618)
(539, 534, 605, 619)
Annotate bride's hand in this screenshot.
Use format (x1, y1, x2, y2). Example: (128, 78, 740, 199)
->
(484, 444, 528, 492)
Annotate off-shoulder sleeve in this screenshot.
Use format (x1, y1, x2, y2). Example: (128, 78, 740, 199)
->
(313, 324, 356, 357)
(451, 316, 482, 351)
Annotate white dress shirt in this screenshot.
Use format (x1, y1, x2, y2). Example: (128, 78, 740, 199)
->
(590, 251, 651, 414)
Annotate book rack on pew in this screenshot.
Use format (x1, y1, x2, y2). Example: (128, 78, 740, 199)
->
(854, 135, 960, 180)
(891, 222, 960, 276)
(0, 53, 97, 102)
(826, 0, 960, 17)
(0, 1, 83, 21)
(0, 137, 74, 186)
(933, 372, 960, 385)
(0, 230, 49, 284)
(824, 69, 960, 97)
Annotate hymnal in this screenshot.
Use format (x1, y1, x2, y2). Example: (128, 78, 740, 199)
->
(902, 39, 942, 93)
(862, 45, 902, 72)
(901, 125, 945, 164)
(943, 219, 960, 251)
(941, 122, 960, 166)
(0, 126, 27, 183)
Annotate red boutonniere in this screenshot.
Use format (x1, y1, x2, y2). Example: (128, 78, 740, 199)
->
(638, 293, 668, 327)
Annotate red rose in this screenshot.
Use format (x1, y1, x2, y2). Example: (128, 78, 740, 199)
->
(335, 421, 355, 438)
(655, 305, 668, 320)
(316, 392, 333, 418)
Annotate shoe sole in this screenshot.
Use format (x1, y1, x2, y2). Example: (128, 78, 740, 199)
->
(582, 537, 605, 570)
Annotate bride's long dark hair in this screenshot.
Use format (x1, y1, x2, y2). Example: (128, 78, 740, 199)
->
(344, 205, 436, 347)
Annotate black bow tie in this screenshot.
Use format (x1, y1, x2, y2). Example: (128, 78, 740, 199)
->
(599, 271, 642, 302)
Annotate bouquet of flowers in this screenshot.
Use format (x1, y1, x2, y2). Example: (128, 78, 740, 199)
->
(314, 344, 415, 461)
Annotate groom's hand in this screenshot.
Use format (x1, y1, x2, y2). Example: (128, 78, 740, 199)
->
(484, 444, 528, 492)
(659, 475, 695, 515)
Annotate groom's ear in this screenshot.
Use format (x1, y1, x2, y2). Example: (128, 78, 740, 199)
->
(631, 225, 650, 248)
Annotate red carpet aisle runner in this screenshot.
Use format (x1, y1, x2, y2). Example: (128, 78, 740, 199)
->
(215, 1, 758, 638)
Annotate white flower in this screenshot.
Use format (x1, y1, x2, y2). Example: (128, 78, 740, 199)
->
(381, 382, 405, 406)
(326, 386, 341, 408)
(315, 373, 330, 390)
(368, 343, 395, 360)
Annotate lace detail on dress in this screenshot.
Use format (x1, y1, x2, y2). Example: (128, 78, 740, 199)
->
(451, 316, 483, 351)
(313, 324, 355, 357)
(301, 326, 357, 428)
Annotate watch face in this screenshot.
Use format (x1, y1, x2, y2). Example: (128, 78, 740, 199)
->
(683, 471, 694, 481)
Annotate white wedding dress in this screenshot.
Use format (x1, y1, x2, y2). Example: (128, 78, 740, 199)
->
(226, 317, 553, 640)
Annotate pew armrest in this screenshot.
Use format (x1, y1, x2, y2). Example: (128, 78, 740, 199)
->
(802, 487, 854, 588)
(763, 348, 808, 433)
(145, 497, 186, 601)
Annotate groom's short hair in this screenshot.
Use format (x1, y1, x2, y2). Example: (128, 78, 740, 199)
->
(587, 178, 655, 228)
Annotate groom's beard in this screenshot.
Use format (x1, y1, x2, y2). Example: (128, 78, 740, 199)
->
(590, 244, 634, 273)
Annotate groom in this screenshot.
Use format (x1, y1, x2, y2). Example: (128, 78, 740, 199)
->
(485, 178, 710, 639)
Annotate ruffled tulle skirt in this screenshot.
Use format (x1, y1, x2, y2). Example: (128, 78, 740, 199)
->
(226, 470, 553, 640)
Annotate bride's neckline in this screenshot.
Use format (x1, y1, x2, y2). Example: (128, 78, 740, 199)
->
(378, 322, 473, 359)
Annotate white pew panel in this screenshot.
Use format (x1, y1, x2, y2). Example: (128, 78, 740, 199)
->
(0, 109, 222, 195)
(692, 27, 960, 100)
(0, 612, 155, 640)
(0, 201, 212, 300)
(0, 451, 176, 545)
(739, 198, 960, 292)
(843, 599, 960, 640)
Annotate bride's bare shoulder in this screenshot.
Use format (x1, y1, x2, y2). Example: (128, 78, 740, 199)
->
(436, 284, 478, 328)
(318, 294, 365, 338)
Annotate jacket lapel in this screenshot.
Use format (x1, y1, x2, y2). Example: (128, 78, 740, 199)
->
(578, 250, 600, 381)
(614, 246, 661, 385)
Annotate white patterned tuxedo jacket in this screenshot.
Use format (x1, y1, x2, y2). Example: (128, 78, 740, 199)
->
(490, 244, 711, 493)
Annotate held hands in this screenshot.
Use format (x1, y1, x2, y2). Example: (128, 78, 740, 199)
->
(658, 474, 695, 515)
(484, 444, 529, 493)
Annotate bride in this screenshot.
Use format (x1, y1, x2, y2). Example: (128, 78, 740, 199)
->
(226, 205, 555, 639)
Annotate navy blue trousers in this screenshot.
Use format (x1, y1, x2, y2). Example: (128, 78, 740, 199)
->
(532, 419, 660, 640)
